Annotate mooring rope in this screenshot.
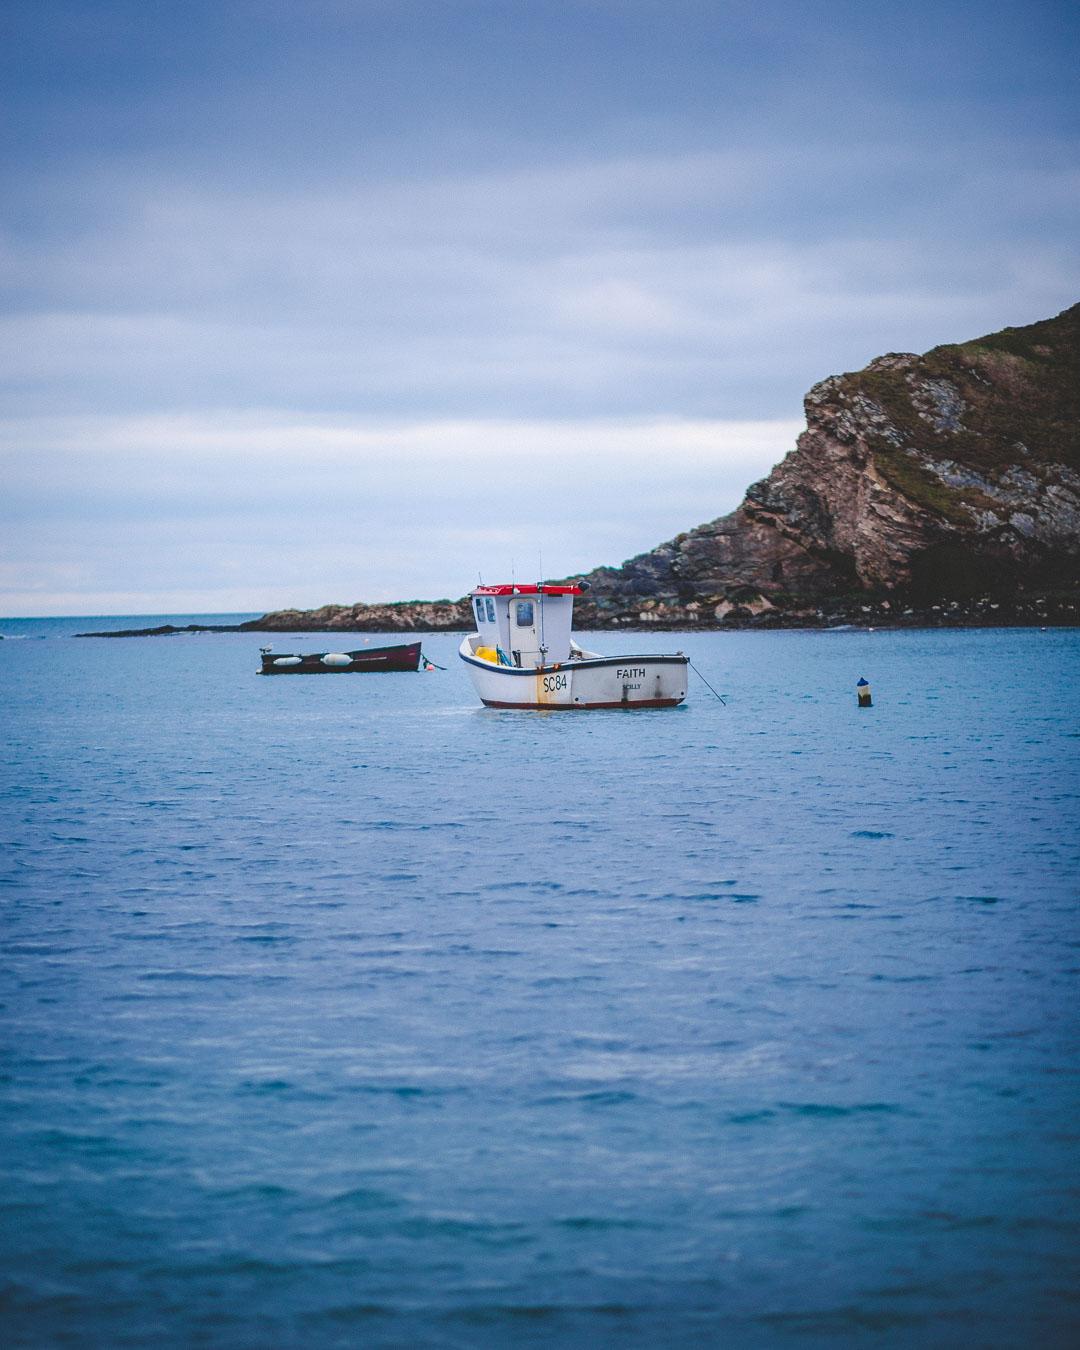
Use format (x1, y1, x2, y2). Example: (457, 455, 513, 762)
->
(688, 659, 727, 705)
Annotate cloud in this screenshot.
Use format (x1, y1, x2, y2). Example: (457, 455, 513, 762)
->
(2, 142, 1076, 430)
(2, 1, 1077, 614)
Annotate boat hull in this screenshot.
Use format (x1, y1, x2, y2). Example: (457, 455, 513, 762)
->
(259, 642, 423, 674)
(459, 640, 688, 709)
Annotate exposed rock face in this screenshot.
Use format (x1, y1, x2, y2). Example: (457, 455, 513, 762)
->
(252, 302, 1079, 633)
(571, 302, 1080, 627)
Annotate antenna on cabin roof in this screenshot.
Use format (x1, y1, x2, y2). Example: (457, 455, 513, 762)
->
(537, 544, 546, 657)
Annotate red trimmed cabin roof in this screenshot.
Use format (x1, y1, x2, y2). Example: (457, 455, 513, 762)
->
(473, 583, 582, 596)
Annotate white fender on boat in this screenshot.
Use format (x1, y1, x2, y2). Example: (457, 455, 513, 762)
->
(273, 656, 303, 667)
(321, 653, 352, 666)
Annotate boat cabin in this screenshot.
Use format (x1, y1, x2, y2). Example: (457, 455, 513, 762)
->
(470, 584, 584, 670)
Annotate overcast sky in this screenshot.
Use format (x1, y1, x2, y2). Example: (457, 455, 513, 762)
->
(2, 0, 1078, 615)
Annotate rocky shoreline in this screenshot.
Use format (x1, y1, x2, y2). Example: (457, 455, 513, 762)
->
(74, 588, 1078, 637)
(568, 587, 1079, 630)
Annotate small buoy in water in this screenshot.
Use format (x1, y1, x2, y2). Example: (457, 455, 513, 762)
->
(856, 676, 872, 708)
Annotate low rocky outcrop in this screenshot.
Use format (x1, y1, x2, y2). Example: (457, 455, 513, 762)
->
(115, 303, 1077, 637)
(249, 599, 472, 632)
(77, 602, 472, 637)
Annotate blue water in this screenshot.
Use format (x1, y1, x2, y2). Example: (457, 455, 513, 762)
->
(2, 623, 1078, 1347)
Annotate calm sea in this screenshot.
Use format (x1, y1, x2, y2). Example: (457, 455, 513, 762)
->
(2, 618, 1078, 1347)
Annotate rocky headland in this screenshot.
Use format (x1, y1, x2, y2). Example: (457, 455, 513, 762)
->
(82, 302, 1080, 637)
(568, 301, 1080, 629)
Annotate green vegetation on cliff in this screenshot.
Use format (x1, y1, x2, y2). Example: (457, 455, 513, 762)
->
(853, 301, 1080, 483)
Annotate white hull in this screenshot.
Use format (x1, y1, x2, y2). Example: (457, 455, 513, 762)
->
(459, 637, 688, 709)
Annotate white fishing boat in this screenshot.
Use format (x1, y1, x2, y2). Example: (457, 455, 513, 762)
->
(459, 583, 688, 709)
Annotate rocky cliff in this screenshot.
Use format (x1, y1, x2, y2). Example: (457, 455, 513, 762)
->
(571, 301, 1080, 628)
(253, 302, 1080, 632)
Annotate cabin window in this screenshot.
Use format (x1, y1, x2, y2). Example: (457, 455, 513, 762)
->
(474, 598, 486, 624)
(485, 598, 496, 623)
(515, 601, 534, 627)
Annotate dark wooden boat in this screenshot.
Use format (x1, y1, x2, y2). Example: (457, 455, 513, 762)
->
(258, 641, 424, 674)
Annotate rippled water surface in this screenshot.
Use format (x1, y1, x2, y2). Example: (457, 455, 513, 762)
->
(2, 620, 1078, 1347)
